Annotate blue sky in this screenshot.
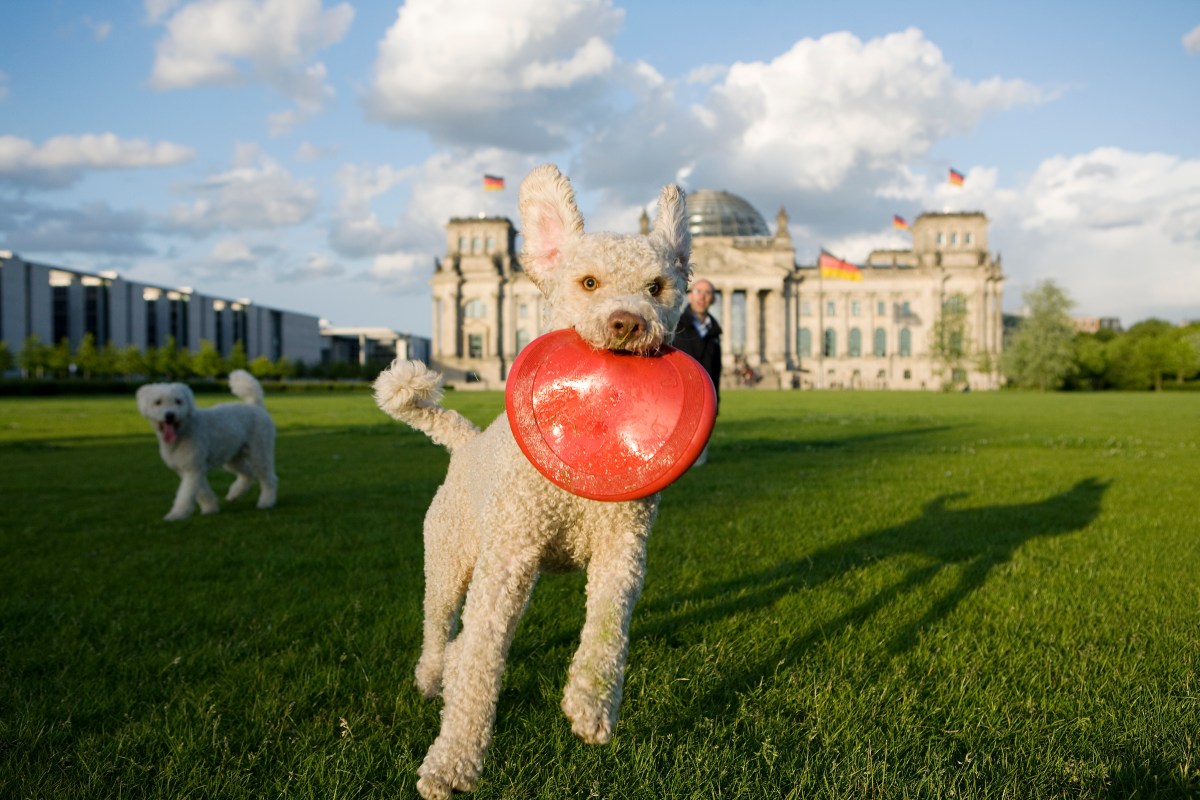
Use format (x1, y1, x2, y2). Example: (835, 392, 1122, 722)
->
(2, 0, 1198, 335)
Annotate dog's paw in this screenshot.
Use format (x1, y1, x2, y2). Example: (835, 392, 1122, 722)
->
(417, 742, 479, 800)
(561, 686, 614, 745)
(414, 659, 443, 699)
(164, 509, 190, 521)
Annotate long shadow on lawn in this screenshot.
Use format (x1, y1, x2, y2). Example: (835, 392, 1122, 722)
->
(640, 476, 1110, 720)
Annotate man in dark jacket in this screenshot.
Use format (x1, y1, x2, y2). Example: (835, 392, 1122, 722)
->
(673, 279, 722, 464)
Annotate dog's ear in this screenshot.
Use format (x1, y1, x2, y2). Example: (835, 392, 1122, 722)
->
(653, 184, 691, 282)
(519, 163, 584, 286)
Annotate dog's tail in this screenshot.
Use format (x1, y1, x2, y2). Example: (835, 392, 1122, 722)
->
(228, 369, 265, 407)
(373, 360, 481, 452)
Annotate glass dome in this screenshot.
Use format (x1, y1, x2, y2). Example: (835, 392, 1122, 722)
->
(686, 190, 771, 237)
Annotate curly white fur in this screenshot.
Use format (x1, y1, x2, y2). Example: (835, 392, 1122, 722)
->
(375, 163, 692, 800)
(136, 369, 277, 521)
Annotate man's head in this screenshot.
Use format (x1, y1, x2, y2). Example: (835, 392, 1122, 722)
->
(687, 279, 715, 318)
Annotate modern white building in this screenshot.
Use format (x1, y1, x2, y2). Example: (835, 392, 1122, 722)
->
(0, 252, 323, 365)
(319, 324, 431, 369)
(428, 192, 1005, 390)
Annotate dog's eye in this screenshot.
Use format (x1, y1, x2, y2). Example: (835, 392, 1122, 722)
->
(581, 276, 600, 291)
(647, 280, 663, 297)
(175, 399, 182, 405)
(155, 399, 162, 406)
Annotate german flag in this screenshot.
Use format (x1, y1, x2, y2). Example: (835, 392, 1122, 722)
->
(483, 174, 505, 191)
(892, 214, 909, 230)
(948, 168, 965, 187)
(819, 250, 863, 282)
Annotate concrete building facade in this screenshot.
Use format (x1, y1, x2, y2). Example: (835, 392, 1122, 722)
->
(0, 252, 323, 365)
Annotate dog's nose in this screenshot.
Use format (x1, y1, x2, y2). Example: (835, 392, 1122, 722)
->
(165, 411, 176, 424)
(607, 310, 646, 343)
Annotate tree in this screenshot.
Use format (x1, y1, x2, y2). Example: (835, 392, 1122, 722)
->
(115, 344, 145, 378)
(47, 338, 73, 378)
(1001, 280, 1076, 391)
(1109, 319, 1180, 391)
(930, 293, 972, 390)
(249, 354, 275, 379)
(74, 333, 101, 378)
(227, 341, 249, 373)
(155, 336, 190, 380)
(0, 340, 14, 375)
(18, 335, 49, 378)
(193, 340, 225, 379)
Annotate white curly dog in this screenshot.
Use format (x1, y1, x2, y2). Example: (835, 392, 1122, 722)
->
(136, 369, 278, 521)
(373, 163, 692, 799)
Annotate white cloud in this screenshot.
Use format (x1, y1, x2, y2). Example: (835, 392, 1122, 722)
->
(972, 148, 1200, 323)
(294, 141, 335, 162)
(280, 253, 345, 282)
(83, 17, 113, 41)
(362, 252, 430, 294)
(576, 27, 1047, 217)
(365, 0, 622, 148)
(1184, 24, 1200, 54)
(149, 0, 354, 127)
(167, 152, 318, 234)
(0, 199, 153, 256)
(211, 237, 256, 265)
(0, 133, 194, 188)
(703, 28, 1045, 192)
(144, 0, 182, 24)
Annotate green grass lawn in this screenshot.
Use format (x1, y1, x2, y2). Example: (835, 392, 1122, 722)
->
(1, 388, 1198, 799)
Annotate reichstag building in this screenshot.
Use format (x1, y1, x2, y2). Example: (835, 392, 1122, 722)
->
(429, 190, 1005, 391)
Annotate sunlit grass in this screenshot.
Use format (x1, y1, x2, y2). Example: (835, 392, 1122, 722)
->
(1, 389, 1197, 798)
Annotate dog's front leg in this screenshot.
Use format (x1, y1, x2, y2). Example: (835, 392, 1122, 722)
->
(165, 471, 200, 520)
(416, 541, 540, 800)
(561, 506, 652, 745)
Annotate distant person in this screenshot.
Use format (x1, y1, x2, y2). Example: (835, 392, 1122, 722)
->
(673, 278, 722, 465)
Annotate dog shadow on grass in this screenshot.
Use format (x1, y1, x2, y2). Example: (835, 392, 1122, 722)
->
(638, 476, 1110, 717)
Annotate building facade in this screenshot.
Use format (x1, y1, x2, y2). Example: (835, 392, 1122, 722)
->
(429, 192, 1005, 390)
(320, 324, 431, 369)
(0, 252, 323, 365)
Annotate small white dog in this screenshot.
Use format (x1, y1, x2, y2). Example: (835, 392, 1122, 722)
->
(374, 163, 691, 799)
(136, 369, 278, 521)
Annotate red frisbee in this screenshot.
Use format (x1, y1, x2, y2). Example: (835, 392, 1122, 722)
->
(505, 328, 716, 501)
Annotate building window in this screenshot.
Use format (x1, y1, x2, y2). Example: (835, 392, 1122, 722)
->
(516, 328, 530, 353)
(899, 328, 912, 357)
(965, 232, 973, 245)
(458, 236, 466, 253)
(518, 303, 529, 319)
(936, 232, 944, 245)
(848, 328, 862, 356)
(877, 301, 886, 316)
(950, 232, 958, 245)
(903, 369, 912, 380)
(823, 328, 836, 357)
(801, 300, 811, 317)
(485, 236, 495, 252)
(797, 327, 812, 357)
(270, 310, 283, 360)
(464, 299, 486, 319)
(825, 300, 836, 317)
(472, 236, 482, 253)
(468, 333, 483, 359)
(850, 300, 861, 317)
(874, 327, 887, 356)
(900, 300, 911, 317)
